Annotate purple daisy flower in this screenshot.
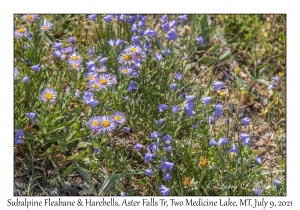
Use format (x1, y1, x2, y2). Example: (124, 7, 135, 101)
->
(40, 88, 57, 103)
(21, 14, 39, 22)
(41, 22, 53, 33)
(98, 115, 116, 133)
(112, 111, 126, 125)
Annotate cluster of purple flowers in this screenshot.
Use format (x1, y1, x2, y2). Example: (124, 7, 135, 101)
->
(135, 127, 174, 195)
(15, 129, 25, 144)
(14, 27, 31, 40)
(268, 75, 280, 90)
(88, 112, 126, 137)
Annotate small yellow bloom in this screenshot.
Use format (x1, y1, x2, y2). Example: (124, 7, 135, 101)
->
(241, 89, 246, 95)
(218, 91, 225, 97)
(278, 72, 284, 78)
(199, 157, 208, 167)
(183, 177, 191, 186)
(234, 67, 240, 73)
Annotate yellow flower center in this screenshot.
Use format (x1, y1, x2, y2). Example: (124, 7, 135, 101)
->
(93, 83, 99, 89)
(93, 120, 99, 127)
(42, 26, 47, 31)
(100, 78, 107, 85)
(130, 47, 136, 52)
(89, 75, 95, 80)
(123, 54, 132, 61)
(102, 120, 110, 127)
(26, 15, 32, 21)
(71, 55, 78, 61)
(18, 27, 25, 33)
(114, 116, 121, 121)
(45, 93, 53, 100)
(122, 69, 129, 74)
(98, 68, 104, 72)
(234, 67, 240, 73)
(73, 63, 78, 69)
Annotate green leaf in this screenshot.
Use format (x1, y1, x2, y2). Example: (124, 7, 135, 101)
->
(66, 130, 77, 142)
(24, 131, 36, 141)
(202, 25, 217, 41)
(42, 144, 55, 157)
(50, 158, 64, 186)
(219, 50, 231, 61)
(217, 149, 225, 170)
(256, 79, 269, 86)
(75, 162, 97, 195)
(198, 56, 218, 66)
(155, 37, 164, 51)
(200, 15, 208, 30)
(204, 74, 213, 95)
(183, 62, 196, 74)
(236, 74, 244, 88)
(62, 164, 74, 178)
(208, 44, 220, 53)
(98, 173, 126, 195)
(44, 32, 54, 44)
(257, 63, 268, 76)
(77, 141, 92, 149)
